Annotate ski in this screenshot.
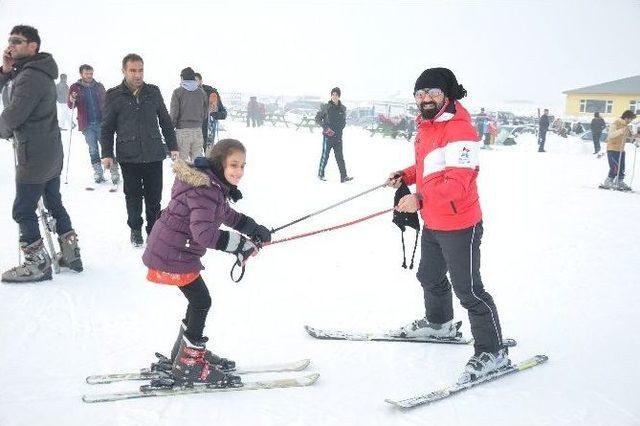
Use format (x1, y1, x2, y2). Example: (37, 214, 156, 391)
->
(82, 373, 320, 403)
(597, 185, 636, 193)
(304, 324, 517, 347)
(86, 358, 311, 384)
(385, 354, 548, 409)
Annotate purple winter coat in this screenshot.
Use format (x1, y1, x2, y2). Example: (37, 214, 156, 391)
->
(142, 160, 242, 273)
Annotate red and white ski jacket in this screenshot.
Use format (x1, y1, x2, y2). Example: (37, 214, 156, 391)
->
(401, 101, 482, 231)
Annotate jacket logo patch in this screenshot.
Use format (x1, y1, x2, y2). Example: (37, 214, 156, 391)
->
(459, 147, 471, 164)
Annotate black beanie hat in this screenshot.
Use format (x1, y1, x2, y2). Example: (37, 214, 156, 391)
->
(180, 67, 196, 80)
(414, 67, 467, 100)
(331, 87, 341, 97)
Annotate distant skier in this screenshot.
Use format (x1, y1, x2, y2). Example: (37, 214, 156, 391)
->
(600, 110, 637, 191)
(315, 87, 352, 182)
(590, 111, 606, 156)
(68, 64, 119, 186)
(0, 25, 83, 282)
(386, 67, 508, 384)
(538, 109, 550, 152)
(55, 73, 70, 130)
(142, 139, 272, 387)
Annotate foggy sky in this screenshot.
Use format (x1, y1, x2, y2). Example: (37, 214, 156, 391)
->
(1, 0, 638, 113)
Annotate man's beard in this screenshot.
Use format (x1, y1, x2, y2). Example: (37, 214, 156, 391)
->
(420, 100, 443, 120)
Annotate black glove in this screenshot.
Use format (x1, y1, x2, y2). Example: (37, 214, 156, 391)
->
(216, 231, 259, 265)
(235, 215, 272, 243)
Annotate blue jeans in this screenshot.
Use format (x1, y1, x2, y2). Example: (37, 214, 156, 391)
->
(607, 150, 625, 179)
(83, 121, 101, 164)
(13, 176, 72, 244)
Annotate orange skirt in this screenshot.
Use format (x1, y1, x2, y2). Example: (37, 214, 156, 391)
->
(147, 268, 200, 287)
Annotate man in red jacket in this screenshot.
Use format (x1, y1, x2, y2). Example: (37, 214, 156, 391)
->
(387, 68, 509, 384)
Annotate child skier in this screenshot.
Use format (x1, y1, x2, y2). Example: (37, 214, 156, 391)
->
(142, 139, 271, 388)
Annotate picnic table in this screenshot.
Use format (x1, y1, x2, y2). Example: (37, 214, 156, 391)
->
(264, 113, 288, 127)
(295, 116, 318, 132)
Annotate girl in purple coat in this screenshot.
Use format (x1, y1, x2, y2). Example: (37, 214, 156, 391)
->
(142, 139, 271, 388)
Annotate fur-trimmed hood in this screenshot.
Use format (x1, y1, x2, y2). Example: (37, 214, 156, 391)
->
(172, 159, 213, 188)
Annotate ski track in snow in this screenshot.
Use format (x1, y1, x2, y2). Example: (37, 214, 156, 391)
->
(0, 121, 639, 426)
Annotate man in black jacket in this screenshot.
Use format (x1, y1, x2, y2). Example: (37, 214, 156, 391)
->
(101, 53, 178, 247)
(538, 108, 550, 152)
(591, 111, 606, 155)
(315, 87, 352, 182)
(0, 25, 83, 282)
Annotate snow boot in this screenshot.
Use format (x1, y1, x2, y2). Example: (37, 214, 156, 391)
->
(130, 229, 143, 247)
(388, 318, 459, 339)
(110, 162, 120, 185)
(458, 348, 510, 384)
(57, 230, 83, 272)
(92, 162, 105, 184)
(341, 176, 354, 183)
(1, 239, 52, 283)
(171, 335, 242, 388)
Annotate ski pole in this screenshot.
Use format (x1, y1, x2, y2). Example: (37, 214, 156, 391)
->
(270, 178, 396, 233)
(64, 100, 76, 184)
(630, 142, 638, 188)
(9, 138, 21, 265)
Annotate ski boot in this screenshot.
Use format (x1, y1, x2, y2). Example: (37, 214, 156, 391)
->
(110, 162, 120, 186)
(599, 177, 615, 190)
(388, 318, 460, 339)
(58, 230, 83, 272)
(152, 322, 236, 373)
(168, 335, 242, 388)
(458, 348, 510, 384)
(615, 179, 632, 192)
(1, 239, 52, 283)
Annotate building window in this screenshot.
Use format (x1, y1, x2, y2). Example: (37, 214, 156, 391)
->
(630, 100, 640, 114)
(579, 99, 613, 114)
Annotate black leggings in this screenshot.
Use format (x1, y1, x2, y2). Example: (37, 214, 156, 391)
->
(179, 276, 212, 341)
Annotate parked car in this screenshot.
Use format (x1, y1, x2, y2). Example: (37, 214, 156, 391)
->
(580, 130, 608, 143)
(495, 125, 536, 145)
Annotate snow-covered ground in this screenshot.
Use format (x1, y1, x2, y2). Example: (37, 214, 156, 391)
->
(0, 120, 639, 426)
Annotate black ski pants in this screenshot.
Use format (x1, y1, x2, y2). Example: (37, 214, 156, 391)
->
(417, 222, 503, 354)
(120, 161, 163, 235)
(592, 131, 602, 154)
(179, 275, 212, 341)
(538, 130, 547, 151)
(13, 176, 73, 244)
(318, 136, 347, 179)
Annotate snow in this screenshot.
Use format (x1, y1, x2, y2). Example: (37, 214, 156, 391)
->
(1, 121, 639, 425)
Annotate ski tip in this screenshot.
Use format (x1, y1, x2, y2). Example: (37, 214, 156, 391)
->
(303, 325, 318, 337)
(295, 359, 311, 370)
(503, 338, 517, 347)
(301, 373, 320, 386)
(454, 321, 463, 331)
(384, 398, 411, 409)
(535, 354, 549, 363)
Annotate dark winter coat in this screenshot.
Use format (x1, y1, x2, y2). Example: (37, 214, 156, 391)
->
(142, 160, 242, 273)
(591, 117, 606, 135)
(68, 79, 106, 132)
(539, 114, 550, 133)
(100, 81, 177, 163)
(315, 100, 346, 139)
(0, 53, 64, 184)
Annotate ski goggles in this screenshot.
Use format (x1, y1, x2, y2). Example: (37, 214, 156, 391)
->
(414, 88, 444, 100)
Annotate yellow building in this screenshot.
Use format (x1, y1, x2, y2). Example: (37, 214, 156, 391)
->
(563, 75, 640, 120)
